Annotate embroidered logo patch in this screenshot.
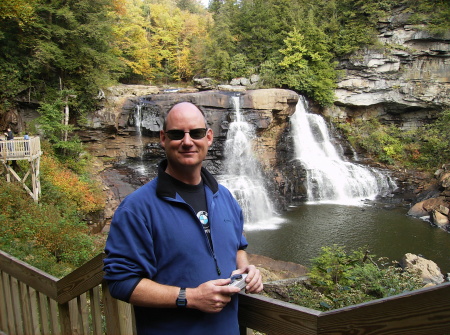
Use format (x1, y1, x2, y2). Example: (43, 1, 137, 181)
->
(197, 211, 209, 226)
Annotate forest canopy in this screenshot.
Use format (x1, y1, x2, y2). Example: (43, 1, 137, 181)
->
(1, 0, 449, 112)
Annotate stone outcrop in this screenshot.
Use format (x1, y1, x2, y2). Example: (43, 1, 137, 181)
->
(324, 10, 450, 130)
(247, 253, 308, 283)
(315, 9, 450, 228)
(80, 87, 302, 212)
(407, 164, 450, 230)
(400, 253, 445, 285)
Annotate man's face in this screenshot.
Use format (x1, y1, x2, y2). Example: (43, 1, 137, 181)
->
(160, 102, 213, 172)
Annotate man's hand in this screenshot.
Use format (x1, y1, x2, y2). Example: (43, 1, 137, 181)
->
(186, 279, 241, 313)
(231, 264, 263, 294)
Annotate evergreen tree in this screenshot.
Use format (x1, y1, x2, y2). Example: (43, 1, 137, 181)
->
(0, 0, 124, 113)
(204, 0, 237, 79)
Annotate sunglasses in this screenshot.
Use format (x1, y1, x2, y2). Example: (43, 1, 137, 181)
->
(165, 128, 208, 140)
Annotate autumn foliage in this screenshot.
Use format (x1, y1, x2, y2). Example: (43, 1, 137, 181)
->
(0, 150, 106, 277)
(41, 155, 105, 214)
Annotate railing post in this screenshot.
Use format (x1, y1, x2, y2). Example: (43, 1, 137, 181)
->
(102, 281, 136, 335)
(1, 272, 16, 334)
(58, 302, 71, 335)
(89, 287, 103, 335)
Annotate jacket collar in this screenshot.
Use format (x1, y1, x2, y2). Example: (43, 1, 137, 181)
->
(156, 159, 219, 198)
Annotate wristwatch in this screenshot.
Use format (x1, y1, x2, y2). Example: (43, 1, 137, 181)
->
(176, 287, 187, 308)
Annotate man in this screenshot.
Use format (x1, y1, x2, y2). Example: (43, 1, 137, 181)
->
(104, 102, 263, 335)
(23, 132, 30, 155)
(4, 128, 14, 153)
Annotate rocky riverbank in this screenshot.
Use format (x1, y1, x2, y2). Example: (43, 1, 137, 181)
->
(385, 164, 450, 230)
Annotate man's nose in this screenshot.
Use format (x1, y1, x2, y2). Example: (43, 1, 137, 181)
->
(181, 132, 194, 144)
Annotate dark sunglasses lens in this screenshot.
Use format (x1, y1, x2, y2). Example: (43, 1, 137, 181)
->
(166, 128, 207, 140)
(166, 130, 184, 140)
(190, 129, 207, 139)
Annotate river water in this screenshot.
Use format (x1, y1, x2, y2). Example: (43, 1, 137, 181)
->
(244, 203, 450, 274)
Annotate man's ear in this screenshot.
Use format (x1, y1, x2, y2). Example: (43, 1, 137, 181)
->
(160, 130, 166, 148)
(207, 128, 214, 146)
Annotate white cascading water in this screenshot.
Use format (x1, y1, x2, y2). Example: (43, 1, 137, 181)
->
(292, 96, 396, 205)
(219, 96, 284, 230)
(134, 102, 144, 154)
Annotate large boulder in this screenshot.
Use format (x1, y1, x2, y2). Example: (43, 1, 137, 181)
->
(400, 253, 445, 285)
(407, 164, 450, 229)
(430, 209, 449, 227)
(407, 197, 448, 217)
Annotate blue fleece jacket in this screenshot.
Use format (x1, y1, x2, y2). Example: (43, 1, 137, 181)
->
(103, 160, 248, 335)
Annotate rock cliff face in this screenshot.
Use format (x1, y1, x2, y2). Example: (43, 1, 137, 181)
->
(323, 11, 450, 130)
(81, 88, 302, 211)
(316, 11, 450, 228)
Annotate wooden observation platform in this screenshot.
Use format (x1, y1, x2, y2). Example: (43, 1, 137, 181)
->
(0, 136, 43, 202)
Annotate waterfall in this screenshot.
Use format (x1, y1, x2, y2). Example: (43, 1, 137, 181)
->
(133, 98, 162, 162)
(219, 96, 284, 230)
(134, 102, 144, 159)
(291, 96, 396, 205)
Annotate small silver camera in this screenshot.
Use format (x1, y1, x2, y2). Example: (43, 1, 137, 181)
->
(228, 274, 248, 290)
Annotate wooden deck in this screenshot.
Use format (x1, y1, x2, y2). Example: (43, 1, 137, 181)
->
(0, 136, 43, 202)
(0, 136, 41, 161)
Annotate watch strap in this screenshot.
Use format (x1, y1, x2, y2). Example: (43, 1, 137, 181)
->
(176, 287, 187, 308)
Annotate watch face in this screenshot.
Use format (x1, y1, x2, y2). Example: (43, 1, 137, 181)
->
(176, 298, 187, 307)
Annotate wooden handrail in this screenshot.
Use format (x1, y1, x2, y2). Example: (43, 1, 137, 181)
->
(0, 251, 134, 335)
(0, 136, 42, 160)
(317, 283, 450, 334)
(1, 136, 43, 202)
(1, 250, 450, 335)
(238, 282, 450, 335)
(0, 250, 58, 299)
(56, 253, 106, 304)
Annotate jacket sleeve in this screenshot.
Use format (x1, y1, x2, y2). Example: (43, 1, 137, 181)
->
(103, 201, 157, 302)
(106, 278, 142, 302)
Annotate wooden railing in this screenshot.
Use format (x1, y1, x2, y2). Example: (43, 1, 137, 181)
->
(0, 136, 43, 202)
(0, 251, 134, 335)
(1, 250, 449, 335)
(0, 137, 41, 161)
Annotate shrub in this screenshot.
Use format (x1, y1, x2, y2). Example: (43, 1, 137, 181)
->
(0, 145, 105, 277)
(264, 245, 424, 311)
(41, 154, 105, 215)
(0, 176, 102, 277)
(336, 111, 450, 170)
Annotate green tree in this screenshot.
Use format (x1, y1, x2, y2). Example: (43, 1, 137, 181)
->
(407, 0, 450, 35)
(417, 110, 450, 169)
(0, 0, 38, 109)
(233, 0, 291, 66)
(204, 0, 236, 79)
(278, 27, 338, 106)
(0, 0, 123, 113)
(35, 93, 84, 163)
(176, 0, 204, 13)
(109, 0, 155, 82)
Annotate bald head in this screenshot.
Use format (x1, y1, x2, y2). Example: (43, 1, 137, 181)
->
(163, 102, 207, 131)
